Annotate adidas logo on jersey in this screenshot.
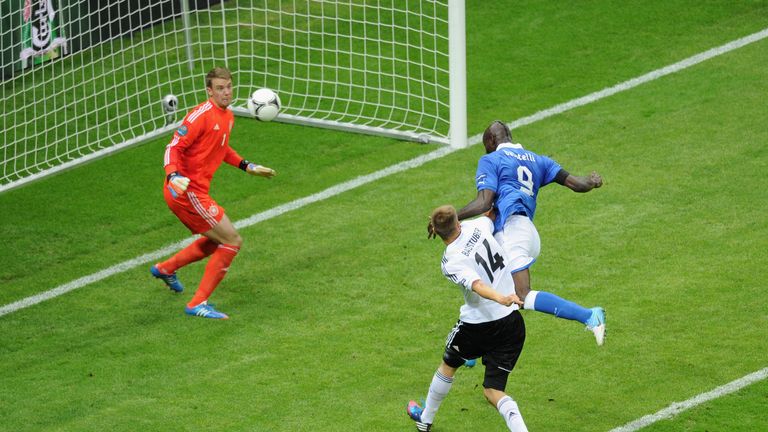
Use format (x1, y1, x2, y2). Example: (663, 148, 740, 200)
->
(213, 123, 220, 131)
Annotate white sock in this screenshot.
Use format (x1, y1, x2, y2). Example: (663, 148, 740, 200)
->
(523, 290, 539, 310)
(497, 395, 528, 432)
(420, 369, 454, 424)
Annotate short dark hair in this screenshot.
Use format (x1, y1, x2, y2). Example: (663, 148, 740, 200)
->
(482, 120, 512, 154)
(206, 67, 232, 88)
(430, 205, 458, 240)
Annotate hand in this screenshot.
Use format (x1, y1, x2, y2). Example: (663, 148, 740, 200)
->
(427, 219, 436, 239)
(497, 294, 524, 307)
(246, 163, 276, 178)
(167, 172, 190, 198)
(590, 171, 603, 188)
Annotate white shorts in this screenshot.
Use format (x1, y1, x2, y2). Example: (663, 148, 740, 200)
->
(493, 215, 540, 273)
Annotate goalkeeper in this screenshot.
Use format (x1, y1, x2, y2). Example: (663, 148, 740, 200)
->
(151, 66, 276, 319)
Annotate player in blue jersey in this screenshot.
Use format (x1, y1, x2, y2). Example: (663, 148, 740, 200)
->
(456, 120, 606, 345)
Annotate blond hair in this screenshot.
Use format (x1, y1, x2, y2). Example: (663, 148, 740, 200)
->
(205, 67, 232, 88)
(430, 205, 459, 240)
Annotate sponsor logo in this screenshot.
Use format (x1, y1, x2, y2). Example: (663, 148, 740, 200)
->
(476, 173, 487, 185)
(20, 0, 68, 66)
(177, 125, 188, 136)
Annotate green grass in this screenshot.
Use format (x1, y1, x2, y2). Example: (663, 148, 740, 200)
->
(1, 1, 767, 431)
(641, 380, 768, 432)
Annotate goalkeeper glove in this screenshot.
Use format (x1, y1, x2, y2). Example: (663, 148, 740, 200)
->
(166, 172, 190, 198)
(240, 160, 276, 178)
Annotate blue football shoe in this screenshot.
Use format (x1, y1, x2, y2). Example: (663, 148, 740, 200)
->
(150, 265, 184, 293)
(586, 307, 606, 346)
(464, 358, 477, 368)
(406, 400, 431, 432)
(184, 301, 229, 320)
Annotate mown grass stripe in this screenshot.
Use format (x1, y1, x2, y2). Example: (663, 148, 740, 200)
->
(2, 27, 766, 320)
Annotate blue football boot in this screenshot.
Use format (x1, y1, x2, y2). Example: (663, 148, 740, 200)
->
(150, 265, 184, 293)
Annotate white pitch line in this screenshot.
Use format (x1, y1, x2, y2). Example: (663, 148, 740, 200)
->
(1, 27, 767, 319)
(609, 367, 768, 432)
(0, 146, 454, 318)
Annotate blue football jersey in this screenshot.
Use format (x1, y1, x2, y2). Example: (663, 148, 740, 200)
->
(475, 143, 562, 232)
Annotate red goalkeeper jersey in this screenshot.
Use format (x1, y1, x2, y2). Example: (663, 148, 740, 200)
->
(164, 99, 242, 194)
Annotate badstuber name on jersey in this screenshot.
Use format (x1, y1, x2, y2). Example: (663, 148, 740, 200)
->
(460, 227, 482, 257)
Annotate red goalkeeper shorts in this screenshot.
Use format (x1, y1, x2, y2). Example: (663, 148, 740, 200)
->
(163, 187, 225, 234)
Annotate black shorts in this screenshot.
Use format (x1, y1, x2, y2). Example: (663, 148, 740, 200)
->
(442, 310, 526, 391)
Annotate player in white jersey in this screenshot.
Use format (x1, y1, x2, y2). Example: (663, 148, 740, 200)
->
(407, 205, 529, 432)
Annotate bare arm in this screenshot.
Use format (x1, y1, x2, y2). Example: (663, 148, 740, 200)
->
(428, 189, 496, 239)
(471, 279, 523, 307)
(457, 189, 496, 220)
(562, 171, 603, 193)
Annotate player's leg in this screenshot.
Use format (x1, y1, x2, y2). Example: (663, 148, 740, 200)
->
(485, 388, 528, 432)
(420, 360, 460, 422)
(483, 310, 528, 432)
(152, 188, 221, 293)
(493, 215, 538, 301)
(185, 214, 242, 318)
(408, 321, 477, 431)
(156, 237, 218, 274)
(152, 237, 218, 292)
(500, 216, 606, 344)
(407, 360, 458, 432)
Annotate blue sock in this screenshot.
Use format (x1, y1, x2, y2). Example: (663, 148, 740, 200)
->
(524, 290, 592, 324)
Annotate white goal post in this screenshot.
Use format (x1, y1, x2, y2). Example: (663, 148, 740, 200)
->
(0, 0, 467, 193)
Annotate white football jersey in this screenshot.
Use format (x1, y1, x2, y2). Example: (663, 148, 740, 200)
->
(441, 217, 518, 324)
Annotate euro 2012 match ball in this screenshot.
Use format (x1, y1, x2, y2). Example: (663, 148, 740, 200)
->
(246, 88, 281, 121)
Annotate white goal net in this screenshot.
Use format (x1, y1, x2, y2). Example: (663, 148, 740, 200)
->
(0, 0, 465, 192)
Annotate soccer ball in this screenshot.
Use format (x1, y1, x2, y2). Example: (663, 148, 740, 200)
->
(161, 94, 178, 113)
(246, 88, 281, 121)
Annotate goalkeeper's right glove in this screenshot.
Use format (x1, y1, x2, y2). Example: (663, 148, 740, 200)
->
(166, 172, 190, 198)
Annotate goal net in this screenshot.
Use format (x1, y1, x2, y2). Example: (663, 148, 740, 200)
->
(0, 0, 465, 192)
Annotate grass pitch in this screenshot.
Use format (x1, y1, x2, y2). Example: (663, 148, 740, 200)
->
(1, 1, 767, 431)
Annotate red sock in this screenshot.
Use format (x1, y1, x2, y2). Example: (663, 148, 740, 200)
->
(156, 237, 218, 274)
(187, 244, 240, 308)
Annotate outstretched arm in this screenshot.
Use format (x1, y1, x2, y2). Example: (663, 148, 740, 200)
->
(471, 279, 523, 307)
(559, 170, 603, 193)
(224, 148, 276, 179)
(457, 189, 496, 220)
(428, 189, 496, 239)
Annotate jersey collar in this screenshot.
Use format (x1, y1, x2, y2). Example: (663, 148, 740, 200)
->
(497, 142, 524, 150)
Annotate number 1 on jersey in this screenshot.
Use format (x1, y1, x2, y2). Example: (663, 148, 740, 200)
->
(475, 239, 505, 282)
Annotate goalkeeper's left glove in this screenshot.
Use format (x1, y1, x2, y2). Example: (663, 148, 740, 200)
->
(240, 160, 276, 178)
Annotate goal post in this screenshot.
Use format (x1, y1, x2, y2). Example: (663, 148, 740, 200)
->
(0, 0, 467, 193)
(448, 0, 467, 149)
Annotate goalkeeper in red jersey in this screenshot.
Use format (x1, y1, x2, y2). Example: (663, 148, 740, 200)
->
(151, 66, 276, 319)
